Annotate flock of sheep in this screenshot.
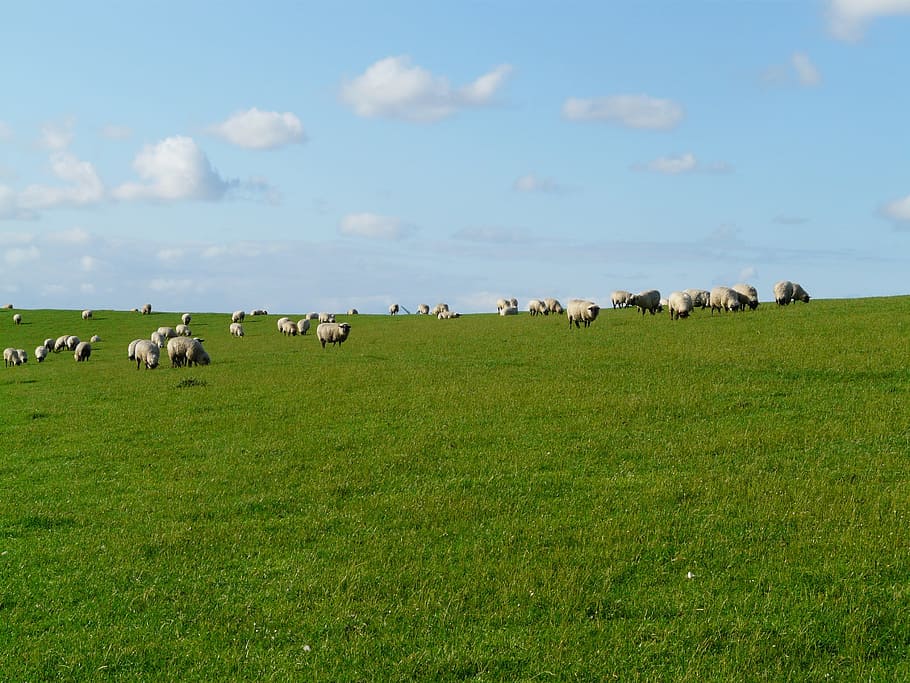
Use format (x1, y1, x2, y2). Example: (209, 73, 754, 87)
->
(2, 279, 810, 368)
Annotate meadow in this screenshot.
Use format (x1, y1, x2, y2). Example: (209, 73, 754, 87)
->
(1, 298, 909, 681)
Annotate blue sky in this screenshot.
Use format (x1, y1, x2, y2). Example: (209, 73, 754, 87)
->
(1, 0, 908, 314)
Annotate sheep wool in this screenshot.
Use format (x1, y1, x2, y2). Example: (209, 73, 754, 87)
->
(668, 291, 694, 320)
(74, 341, 92, 362)
(629, 290, 661, 316)
(134, 340, 160, 369)
(567, 299, 600, 328)
(317, 322, 352, 348)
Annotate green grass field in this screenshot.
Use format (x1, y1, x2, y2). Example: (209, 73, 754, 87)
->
(2, 299, 909, 680)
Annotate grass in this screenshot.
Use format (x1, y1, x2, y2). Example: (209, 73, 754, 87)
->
(1, 298, 910, 680)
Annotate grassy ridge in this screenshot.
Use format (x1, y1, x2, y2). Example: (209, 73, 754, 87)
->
(2, 299, 910, 680)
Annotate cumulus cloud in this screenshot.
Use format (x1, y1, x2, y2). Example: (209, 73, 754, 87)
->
(826, 0, 910, 41)
(633, 153, 732, 175)
(513, 173, 565, 193)
(339, 212, 415, 240)
(792, 53, 821, 86)
(19, 152, 105, 210)
(562, 94, 683, 130)
(208, 108, 306, 149)
(883, 194, 910, 222)
(340, 56, 512, 122)
(113, 136, 233, 202)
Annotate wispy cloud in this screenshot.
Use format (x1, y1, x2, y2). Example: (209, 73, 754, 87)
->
(40, 119, 74, 150)
(633, 153, 732, 175)
(208, 108, 306, 149)
(792, 53, 821, 86)
(883, 194, 910, 223)
(562, 94, 683, 130)
(826, 0, 910, 41)
(512, 173, 566, 193)
(339, 212, 416, 240)
(340, 56, 512, 122)
(19, 152, 105, 210)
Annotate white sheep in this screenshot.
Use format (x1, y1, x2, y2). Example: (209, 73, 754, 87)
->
(150, 331, 167, 348)
(167, 336, 210, 367)
(431, 303, 449, 316)
(791, 283, 810, 303)
(90, 335, 101, 343)
(417, 303, 430, 315)
(732, 283, 759, 310)
(157, 326, 177, 340)
(499, 305, 518, 316)
(389, 303, 399, 315)
(668, 291, 694, 320)
(279, 320, 298, 336)
(17, 349, 27, 364)
(54, 335, 69, 353)
(65, 335, 80, 351)
(629, 290, 662, 315)
(544, 298, 564, 315)
(509, 297, 518, 308)
(181, 313, 191, 325)
(134, 340, 160, 369)
(1, 304, 12, 310)
(316, 322, 352, 348)
(348, 308, 359, 315)
(128, 339, 143, 360)
(141, 303, 152, 315)
(773, 281, 794, 305)
(318, 312, 335, 323)
(4, 348, 22, 367)
(13, 313, 22, 325)
(305, 312, 319, 320)
(296, 319, 310, 336)
(611, 290, 633, 309)
(709, 286, 742, 314)
(684, 288, 711, 309)
(250, 308, 268, 316)
(82, 309, 93, 320)
(276, 316, 290, 332)
(43, 338, 54, 351)
(35, 345, 48, 362)
(74, 341, 92, 362)
(495, 298, 508, 312)
(230, 322, 244, 337)
(232, 310, 245, 323)
(567, 299, 600, 328)
(527, 299, 548, 316)
(186, 339, 210, 366)
(175, 324, 192, 337)
(437, 310, 460, 319)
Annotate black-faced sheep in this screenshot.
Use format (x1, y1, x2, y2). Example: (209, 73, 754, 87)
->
(316, 322, 352, 348)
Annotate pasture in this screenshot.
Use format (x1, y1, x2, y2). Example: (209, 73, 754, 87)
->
(2, 298, 909, 680)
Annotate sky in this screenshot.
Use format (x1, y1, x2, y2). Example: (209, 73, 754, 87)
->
(1, 0, 909, 314)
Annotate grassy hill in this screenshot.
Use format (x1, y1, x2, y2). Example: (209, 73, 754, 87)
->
(2, 299, 909, 680)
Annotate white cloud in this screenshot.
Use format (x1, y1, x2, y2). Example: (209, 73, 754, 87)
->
(633, 153, 732, 175)
(884, 194, 910, 222)
(102, 124, 133, 140)
(339, 212, 415, 240)
(40, 120, 74, 150)
(80, 255, 99, 271)
(513, 173, 565, 193)
(113, 136, 233, 201)
(562, 94, 683, 130)
(19, 152, 105, 210)
(826, 0, 910, 41)
(4, 246, 40, 266)
(157, 248, 185, 263)
(209, 108, 306, 149)
(792, 53, 821, 86)
(340, 56, 512, 122)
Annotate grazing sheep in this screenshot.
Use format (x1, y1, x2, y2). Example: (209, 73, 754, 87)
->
(348, 308, 359, 315)
(4, 348, 22, 367)
(318, 312, 335, 323)
(128, 339, 143, 360)
(567, 299, 600, 328)
(528, 299, 548, 316)
(279, 320, 298, 336)
(509, 297, 518, 308)
(175, 324, 192, 337)
(791, 283, 810, 303)
(181, 313, 191, 325)
(611, 290, 633, 309)
(438, 310, 461, 319)
(305, 312, 319, 320)
(773, 280, 794, 306)
(709, 286, 742, 314)
(544, 298, 564, 315)
(54, 335, 69, 353)
(150, 331, 167, 348)
(296, 319, 310, 336)
(431, 303, 449, 316)
(35, 345, 48, 363)
(250, 309, 268, 316)
(668, 291, 694, 320)
(230, 322, 244, 337)
(74, 341, 91, 362)
(141, 303, 152, 315)
(389, 303, 399, 315)
(167, 337, 209, 367)
(276, 316, 290, 332)
(134, 340, 160, 369)
(82, 309, 93, 320)
(316, 322, 352, 348)
(629, 290, 662, 316)
(1, 304, 12, 310)
(13, 313, 22, 325)
(684, 288, 711, 309)
(65, 336, 80, 351)
(17, 349, 27, 364)
(499, 305, 518, 316)
(43, 338, 54, 351)
(495, 298, 508, 312)
(186, 339, 210, 366)
(232, 310, 245, 323)
(732, 283, 760, 310)
(90, 335, 101, 343)
(157, 326, 177, 340)
(417, 303, 430, 315)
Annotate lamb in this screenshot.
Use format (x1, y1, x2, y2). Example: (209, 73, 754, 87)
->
(668, 291, 694, 320)
(318, 312, 335, 323)
(684, 288, 711, 309)
(316, 322, 352, 348)
(13, 313, 22, 325)
(791, 283, 810, 303)
(4, 348, 22, 367)
(611, 290, 633, 309)
(230, 322, 244, 337)
(181, 313, 191, 325)
(157, 326, 177, 340)
(175, 324, 192, 337)
(732, 283, 759, 310)
(709, 286, 742, 314)
(629, 290, 661, 315)
(232, 310, 245, 323)
(431, 303, 449, 316)
(296, 319, 310, 335)
(141, 303, 152, 315)
(35, 345, 48, 362)
(417, 304, 430, 315)
(73, 341, 91, 362)
(389, 303, 399, 315)
(528, 299, 548, 316)
(544, 298, 564, 315)
(134, 340, 160, 369)
(567, 299, 600, 328)
(82, 309, 93, 320)
(499, 305, 518, 316)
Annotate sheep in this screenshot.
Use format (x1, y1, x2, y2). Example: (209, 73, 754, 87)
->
(17, 349, 27, 364)
(438, 310, 461, 319)
(431, 303, 449, 316)
(175, 324, 192, 337)
(316, 322, 352, 348)
(230, 322, 244, 337)
(186, 339, 210, 366)
(684, 288, 711, 309)
(668, 291, 694, 320)
(167, 337, 194, 367)
(709, 286, 742, 314)
(318, 312, 335, 323)
(1, 304, 12, 310)
(82, 309, 93, 320)
(791, 283, 810, 303)
(35, 345, 48, 362)
(509, 297, 518, 308)
(141, 303, 152, 315)
(348, 308, 359, 315)
(544, 298, 564, 315)
(128, 339, 143, 360)
(496, 298, 508, 312)
(181, 313, 191, 325)
(134, 340, 160, 369)
(732, 283, 759, 310)
(150, 331, 167, 348)
(73, 341, 91, 362)
(13, 313, 22, 325)
(54, 335, 69, 353)
(232, 310, 245, 323)
(279, 320, 298, 336)
(499, 305, 518, 316)
(629, 290, 662, 316)
(417, 303, 430, 315)
(4, 348, 22, 367)
(43, 338, 54, 351)
(250, 309, 268, 316)
(276, 316, 290, 332)
(567, 299, 600, 328)
(773, 280, 794, 305)
(65, 336, 80, 351)
(611, 290, 633, 309)
(306, 312, 319, 320)
(527, 299, 548, 316)
(90, 335, 101, 343)
(157, 326, 177, 340)
(389, 303, 399, 315)
(296, 319, 310, 336)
